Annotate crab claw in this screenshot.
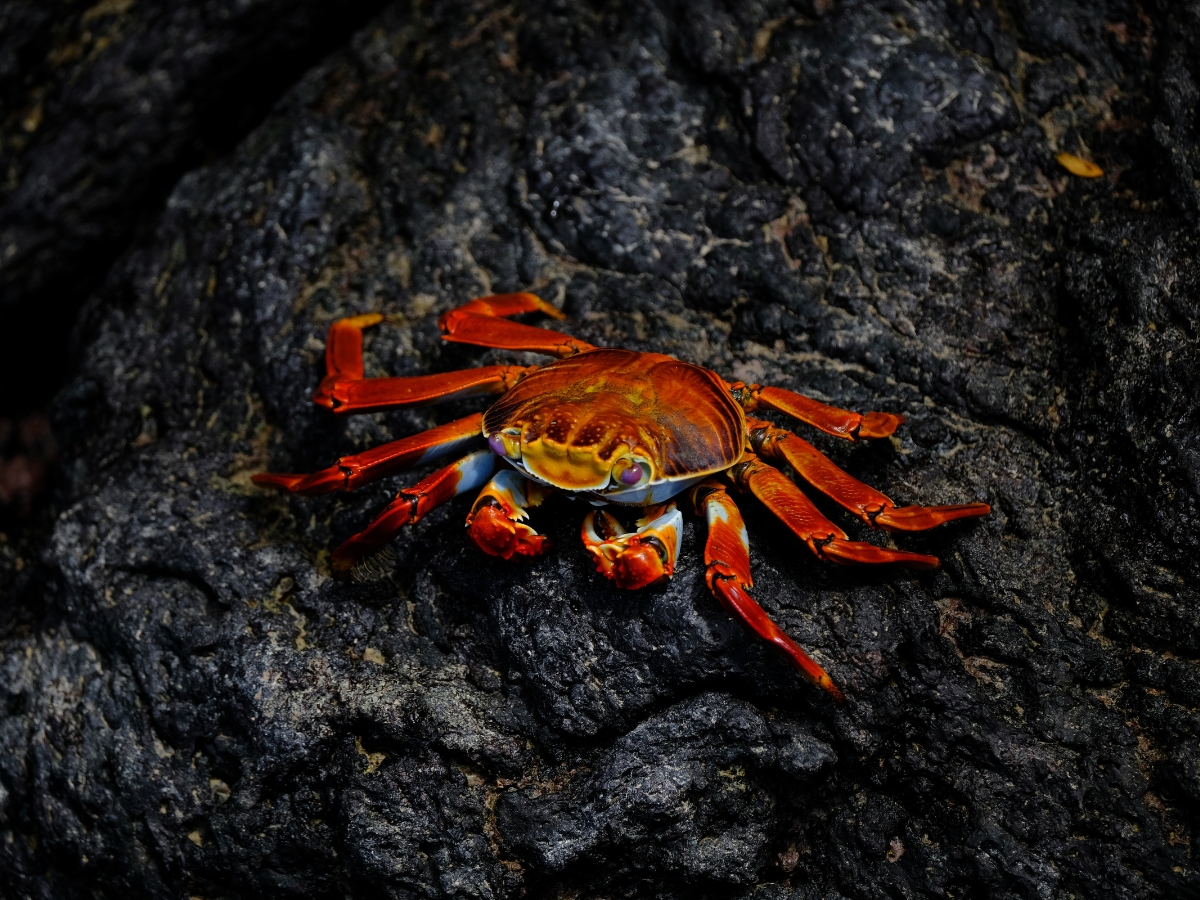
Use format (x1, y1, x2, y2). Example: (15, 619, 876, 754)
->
(582, 503, 683, 590)
(466, 469, 551, 559)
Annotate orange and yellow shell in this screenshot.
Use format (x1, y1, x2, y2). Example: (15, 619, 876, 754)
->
(481, 349, 746, 503)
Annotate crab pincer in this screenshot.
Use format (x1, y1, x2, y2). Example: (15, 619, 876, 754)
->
(465, 469, 552, 559)
(581, 503, 683, 590)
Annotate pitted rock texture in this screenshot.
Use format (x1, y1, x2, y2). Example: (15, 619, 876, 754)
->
(2, 1, 1199, 898)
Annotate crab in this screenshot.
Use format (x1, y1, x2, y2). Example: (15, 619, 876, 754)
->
(254, 293, 990, 700)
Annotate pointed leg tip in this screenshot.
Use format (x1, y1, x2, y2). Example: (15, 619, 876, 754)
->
(820, 540, 938, 569)
(857, 412, 905, 439)
(906, 554, 941, 571)
(252, 469, 347, 495)
(931, 502, 992, 520)
(341, 312, 385, 329)
(511, 291, 565, 319)
(252, 472, 298, 491)
(875, 502, 992, 531)
(818, 676, 846, 703)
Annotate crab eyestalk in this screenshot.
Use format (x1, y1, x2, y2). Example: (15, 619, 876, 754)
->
(466, 469, 551, 559)
(582, 503, 682, 590)
(611, 454, 652, 490)
(487, 428, 522, 460)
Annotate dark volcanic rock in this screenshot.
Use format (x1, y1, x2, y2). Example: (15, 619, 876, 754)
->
(0, 0, 390, 410)
(2, 0, 1199, 898)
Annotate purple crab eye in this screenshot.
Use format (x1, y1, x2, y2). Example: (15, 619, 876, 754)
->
(488, 434, 507, 456)
(619, 462, 644, 485)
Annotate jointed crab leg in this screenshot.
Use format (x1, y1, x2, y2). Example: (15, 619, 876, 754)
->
(319, 366, 532, 415)
(330, 449, 497, 577)
(252, 413, 485, 495)
(324, 313, 385, 381)
(439, 292, 595, 358)
(689, 480, 844, 701)
(730, 381, 903, 441)
(747, 419, 991, 531)
(311, 294, 593, 414)
(312, 312, 533, 413)
(581, 503, 683, 590)
(466, 469, 552, 559)
(730, 452, 940, 569)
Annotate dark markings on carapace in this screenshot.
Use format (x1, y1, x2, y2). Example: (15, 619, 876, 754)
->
(483, 349, 745, 479)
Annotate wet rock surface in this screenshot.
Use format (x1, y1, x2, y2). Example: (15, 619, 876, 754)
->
(1, 1, 1199, 898)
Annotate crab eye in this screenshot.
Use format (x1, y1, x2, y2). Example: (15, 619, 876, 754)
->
(612, 456, 650, 488)
(488, 429, 522, 459)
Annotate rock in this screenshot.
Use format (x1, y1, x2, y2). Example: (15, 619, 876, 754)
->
(496, 693, 835, 885)
(1, 0, 1198, 898)
(0, 0, 390, 410)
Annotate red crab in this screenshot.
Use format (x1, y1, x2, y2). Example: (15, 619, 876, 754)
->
(254, 293, 989, 700)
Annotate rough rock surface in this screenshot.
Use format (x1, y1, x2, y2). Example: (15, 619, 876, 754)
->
(2, 0, 1200, 898)
(0, 0, 389, 409)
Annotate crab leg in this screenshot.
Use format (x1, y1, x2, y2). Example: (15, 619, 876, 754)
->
(312, 312, 534, 413)
(324, 313, 385, 381)
(730, 381, 903, 441)
(747, 419, 991, 531)
(466, 469, 553, 559)
(439, 292, 595, 358)
(253, 413, 485, 495)
(319, 366, 532, 415)
(730, 452, 939, 569)
(581, 503, 683, 590)
(688, 480, 843, 701)
(330, 449, 497, 577)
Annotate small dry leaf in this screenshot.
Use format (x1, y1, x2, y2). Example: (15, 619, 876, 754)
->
(1056, 152, 1104, 178)
(362, 647, 385, 665)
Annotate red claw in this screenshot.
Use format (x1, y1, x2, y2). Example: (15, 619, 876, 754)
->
(467, 502, 551, 559)
(465, 470, 552, 560)
(581, 505, 682, 590)
(607, 541, 668, 590)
